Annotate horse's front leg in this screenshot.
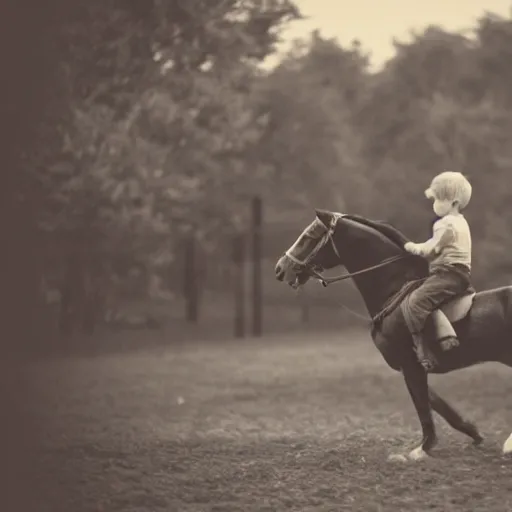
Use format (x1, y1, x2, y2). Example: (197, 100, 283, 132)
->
(401, 356, 437, 460)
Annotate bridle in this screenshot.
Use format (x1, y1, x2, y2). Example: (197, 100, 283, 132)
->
(284, 216, 411, 288)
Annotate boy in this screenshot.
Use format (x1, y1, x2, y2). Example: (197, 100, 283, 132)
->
(402, 171, 472, 371)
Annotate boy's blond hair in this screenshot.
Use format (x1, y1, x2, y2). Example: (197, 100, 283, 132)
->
(424, 171, 472, 210)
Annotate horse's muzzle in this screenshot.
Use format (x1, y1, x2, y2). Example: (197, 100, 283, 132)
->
(275, 258, 298, 286)
(275, 262, 285, 281)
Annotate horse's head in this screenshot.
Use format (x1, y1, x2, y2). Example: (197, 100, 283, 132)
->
(275, 209, 346, 288)
(275, 209, 428, 314)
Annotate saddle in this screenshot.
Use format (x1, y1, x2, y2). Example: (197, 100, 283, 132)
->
(429, 290, 475, 339)
(372, 278, 476, 340)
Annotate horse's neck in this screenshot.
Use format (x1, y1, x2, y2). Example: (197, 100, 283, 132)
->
(344, 262, 397, 318)
(340, 238, 411, 318)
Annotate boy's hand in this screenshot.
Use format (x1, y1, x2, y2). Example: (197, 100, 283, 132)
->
(404, 242, 423, 255)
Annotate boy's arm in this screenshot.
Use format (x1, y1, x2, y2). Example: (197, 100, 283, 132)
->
(404, 221, 455, 256)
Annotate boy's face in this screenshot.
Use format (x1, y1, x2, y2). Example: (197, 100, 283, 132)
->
(432, 198, 457, 217)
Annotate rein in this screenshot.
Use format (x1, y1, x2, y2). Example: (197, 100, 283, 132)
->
(309, 254, 410, 287)
(309, 252, 412, 324)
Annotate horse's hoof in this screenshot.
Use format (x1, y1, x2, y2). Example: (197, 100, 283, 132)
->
(502, 433, 512, 455)
(408, 446, 429, 461)
(472, 435, 484, 447)
(387, 453, 408, 462)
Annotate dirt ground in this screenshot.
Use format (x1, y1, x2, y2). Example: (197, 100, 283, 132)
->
(28, 329, 512, 512)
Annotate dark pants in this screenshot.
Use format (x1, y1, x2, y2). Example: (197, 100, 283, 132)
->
(402, 264, 471, 336)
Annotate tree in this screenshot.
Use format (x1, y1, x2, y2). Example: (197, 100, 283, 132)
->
(38, 0, 299, 242)
(256, 32, 369, 215)
(473, 13, 512, 107)
(20, 0, 302, 336)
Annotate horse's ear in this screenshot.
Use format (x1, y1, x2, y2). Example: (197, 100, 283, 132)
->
(314, 209, 334, 228)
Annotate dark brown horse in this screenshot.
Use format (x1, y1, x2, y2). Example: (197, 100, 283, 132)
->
(275, 209, 512, 460)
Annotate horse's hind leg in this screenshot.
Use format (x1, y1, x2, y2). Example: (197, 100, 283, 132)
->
(428, 388, 484, 445)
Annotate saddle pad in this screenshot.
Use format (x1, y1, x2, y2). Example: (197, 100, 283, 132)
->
(440, 292, 476, 323)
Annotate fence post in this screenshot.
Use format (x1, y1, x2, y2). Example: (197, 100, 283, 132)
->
(183, 235, 199, 323)
(250, 196, 263, 336)
(232, 232, 246, 338)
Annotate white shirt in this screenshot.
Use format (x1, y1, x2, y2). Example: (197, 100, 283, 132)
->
(418, 214, 472, 270)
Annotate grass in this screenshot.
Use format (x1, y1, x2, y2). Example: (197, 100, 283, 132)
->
(29, 328, 512, 511)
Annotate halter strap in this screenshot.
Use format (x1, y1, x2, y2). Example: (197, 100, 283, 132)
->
(285, 213, 343, 266)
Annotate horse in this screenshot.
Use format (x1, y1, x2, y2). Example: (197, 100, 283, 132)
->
(275, 209, 512, 461)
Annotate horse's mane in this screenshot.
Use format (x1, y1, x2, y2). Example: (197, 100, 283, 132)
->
(342, 214, 411, 250)
(341, 213, 429, 279)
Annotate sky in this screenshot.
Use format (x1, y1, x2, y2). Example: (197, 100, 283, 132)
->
(265, 0, 512, 70)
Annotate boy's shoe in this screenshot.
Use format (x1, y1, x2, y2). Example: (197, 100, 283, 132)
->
(419, 358, 436, 372)
(439, 336, 460, 351)
(412, 333, 438, 371)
